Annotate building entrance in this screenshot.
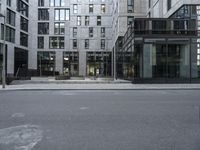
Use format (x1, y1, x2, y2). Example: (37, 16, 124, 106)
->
(14, 48, 28, 77)
(86, 52, 111, 77)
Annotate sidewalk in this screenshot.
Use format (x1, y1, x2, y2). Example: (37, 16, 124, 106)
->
(1, 83, 200, 91)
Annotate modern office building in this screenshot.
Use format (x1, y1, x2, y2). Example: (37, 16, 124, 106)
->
(0, 0, 29, 80)
(0, 0, 200, 83)
(115, 1, 200, 83)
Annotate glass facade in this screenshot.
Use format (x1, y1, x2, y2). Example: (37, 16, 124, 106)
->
(86, 52, 111, 77)
(6, 9, 15, 26)
(49, 37, 64, 49)
(20, 17, 28, 32)
(37, 51, 57, 76)
(17, 0, 29, 17)
(38, 9, 49, 20)
(63, 52, 79, 76)
(20, 32, 28, 47)
(54, 9, 70, 21)
(38, 23, 49, 34)
(116, 5, 200, 83)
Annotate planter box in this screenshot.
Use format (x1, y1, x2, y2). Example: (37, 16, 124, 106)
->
(55, 75, 70, 80)
(70, 76, 85, 80)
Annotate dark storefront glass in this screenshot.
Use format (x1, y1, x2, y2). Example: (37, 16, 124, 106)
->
(86, 52, 111, 77)
(116, 5, 200, 83)
(37, 51, 56, 76)
(63, 52, 79, 76)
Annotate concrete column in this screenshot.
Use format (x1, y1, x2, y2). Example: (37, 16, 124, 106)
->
(143, 44, 153, 78)
(79, 51, 86, 76)
(180, 44, 190, 78)
(28, 50, 37, 70)
(139, 46, 143, 78)
(7, 45, 14, 76)
(55, 51, 63, 75)
(191, 43, 198, 78)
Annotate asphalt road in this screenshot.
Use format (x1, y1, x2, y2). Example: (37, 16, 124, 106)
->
(0, 90, 200, 150)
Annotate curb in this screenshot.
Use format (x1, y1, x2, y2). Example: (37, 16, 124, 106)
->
(1, 88, 200, 91)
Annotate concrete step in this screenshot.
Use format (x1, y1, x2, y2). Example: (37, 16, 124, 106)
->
(10, 78, 131, 85)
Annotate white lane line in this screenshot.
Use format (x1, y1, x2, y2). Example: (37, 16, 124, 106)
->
(11, 113, 25, 118)
(0, 124, 43, 150)
(80, 107, 89, 110)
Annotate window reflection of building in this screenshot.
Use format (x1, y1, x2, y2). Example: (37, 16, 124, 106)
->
(37, 51, 56, 76)
(116, 5, 200, 83)
(197, 6, 200, 77)
(63, 52, 79, 76)
(86, 52, 111, 77)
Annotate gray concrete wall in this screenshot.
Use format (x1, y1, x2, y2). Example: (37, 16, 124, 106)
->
(79, 51, 86, 76)
(180, 44, 190, 78)
(1, 0, 200, 77)
(0, 0, 29, 76)
(143, 44, 153, 78)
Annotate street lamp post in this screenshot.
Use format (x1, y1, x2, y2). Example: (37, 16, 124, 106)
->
(0, 11, 6, 88)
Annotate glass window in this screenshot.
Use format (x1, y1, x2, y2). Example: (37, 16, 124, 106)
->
(38, 9, 49, 20)
(89, 27, 93, 37)
(127, 0, 134, 13)
(77, 16, 81, 26)
(97, 16, 101, 26)
(85, 16, 89, 26)
(50, 0, 54, 6)
(7, 0, 11, 6)
(167, 0, 171, 11)
(55, 9, 59, 20)
(38, 23, 49, 34)
(1, 24, 4, 40)
(54, 22, 65, 34)
(37, 51, 56, 76)
(38, 0, 44, 6)
(38, 36, 44, 49)
(60, 9, 65, 20)
(5, 26, 15, 43)
(60, 23, 65, 34)
(6, 9, 15, 26)
(55, 0, 60, 6)
(127, 16, 134, 26)
(54, 23, 59, 34)
(65, 9, 70, 20)
(20, 16, 28, 32)
(73, 39, 77, 49)
(86, 52, 112, 77)
(61, 0, 65, 6)
(101, 27, 105, 37)
(54, 9, 69, 21)
(89, 4, 93, 13)
(50, 0, 65, 6)
(101, 4, 106, 13)
(17, 0, 28, 17)
(20, 32, 28, 47)
(73, 4, 78, 14)
(63, 52, 79, 76)
(49, 37, 64, 49)
(85, 39, 89, 49)
(101, 39, 105, 49)
(73, 27, 77, 38)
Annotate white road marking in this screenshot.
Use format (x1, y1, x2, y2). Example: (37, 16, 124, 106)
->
(11, 113, 25, 118)
(80, 107, 89, 110)
(52, 91, 77, 96)
(0, 124, 43, 150)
